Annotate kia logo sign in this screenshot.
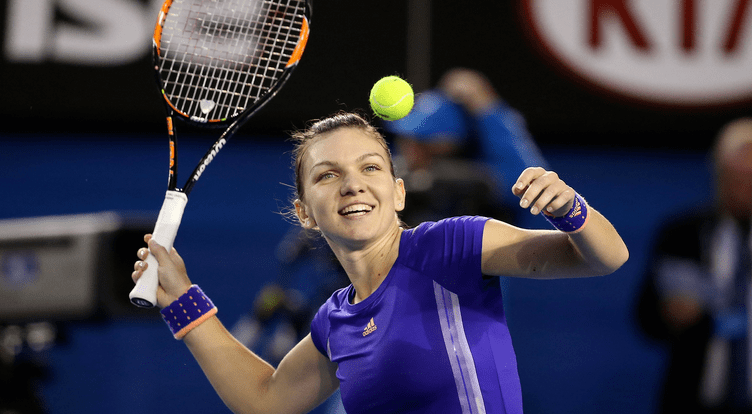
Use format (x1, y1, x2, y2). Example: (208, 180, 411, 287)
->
(520, 0, 752, 107)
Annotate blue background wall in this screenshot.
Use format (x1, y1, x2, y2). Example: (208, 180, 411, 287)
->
(0, 133, 713, 413)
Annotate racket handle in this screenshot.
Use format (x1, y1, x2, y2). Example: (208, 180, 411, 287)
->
(129, 190, 189, 308)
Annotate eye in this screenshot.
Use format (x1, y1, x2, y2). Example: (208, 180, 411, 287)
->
(317, 171, 336, 181)
(363, 164, 381, 172)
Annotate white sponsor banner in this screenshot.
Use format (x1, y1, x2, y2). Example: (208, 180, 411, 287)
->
(4, 0, 162, 66)
(521, 0, 752, 106)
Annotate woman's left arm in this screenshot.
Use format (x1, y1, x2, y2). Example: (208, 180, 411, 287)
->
(481, 167, 629, 279)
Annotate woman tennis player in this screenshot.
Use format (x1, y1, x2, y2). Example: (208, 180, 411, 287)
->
(132, 112, 628, 414)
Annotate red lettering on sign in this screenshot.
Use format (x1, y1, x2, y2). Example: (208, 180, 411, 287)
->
(725, 0, 751, 53)
(682, 0, 697, 52)
(589, 0, 651, 51)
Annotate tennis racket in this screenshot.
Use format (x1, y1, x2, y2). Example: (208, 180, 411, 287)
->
(129, 0, 312, 308)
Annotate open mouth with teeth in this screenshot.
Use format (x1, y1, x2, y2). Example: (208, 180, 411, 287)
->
(339, 203, 374, 217)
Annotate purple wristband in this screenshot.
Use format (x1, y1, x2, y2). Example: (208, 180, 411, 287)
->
(161, 285, 217, 339)
(544, 192, 589, 233)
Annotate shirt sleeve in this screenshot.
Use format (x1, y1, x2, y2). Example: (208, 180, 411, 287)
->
(309, 298, 333, 359)
(402, 216, 489, 295)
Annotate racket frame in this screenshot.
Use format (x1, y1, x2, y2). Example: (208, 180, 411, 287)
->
(129, 0, 311, 308)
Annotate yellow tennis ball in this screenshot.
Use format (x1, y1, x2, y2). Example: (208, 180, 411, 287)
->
(369, 76, 414, 121)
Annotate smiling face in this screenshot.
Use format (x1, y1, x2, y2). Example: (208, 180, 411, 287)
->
(295, 127, 406, 249)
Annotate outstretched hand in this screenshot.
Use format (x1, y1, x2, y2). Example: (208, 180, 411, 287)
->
(438, 68, 500, 115)
(512, 167, 575, 217)
(132, 234, 192, 308)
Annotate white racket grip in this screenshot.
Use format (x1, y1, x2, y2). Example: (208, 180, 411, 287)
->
(129, 190, 189, 308)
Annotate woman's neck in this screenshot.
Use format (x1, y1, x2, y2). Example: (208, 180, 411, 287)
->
(328, 225, 403, 304)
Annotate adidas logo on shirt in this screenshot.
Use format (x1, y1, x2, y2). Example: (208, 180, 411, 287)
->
(363, 317, 377, 336)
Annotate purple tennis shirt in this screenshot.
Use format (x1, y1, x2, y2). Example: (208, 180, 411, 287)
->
(310, 216, 522, 413)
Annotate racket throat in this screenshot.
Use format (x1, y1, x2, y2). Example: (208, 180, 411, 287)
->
(186, 137, 228, 193)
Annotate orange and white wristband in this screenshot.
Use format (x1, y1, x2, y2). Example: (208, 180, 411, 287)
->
(160, 285, 217, 340)
(544, 192, 590, 233)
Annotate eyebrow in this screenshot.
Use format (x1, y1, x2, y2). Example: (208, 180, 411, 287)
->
(309, 152, 386, 175)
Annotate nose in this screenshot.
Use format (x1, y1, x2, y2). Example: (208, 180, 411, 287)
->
(340, 173, 365, 196)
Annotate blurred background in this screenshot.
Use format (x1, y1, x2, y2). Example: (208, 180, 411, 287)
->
(0, 0, 749, 413)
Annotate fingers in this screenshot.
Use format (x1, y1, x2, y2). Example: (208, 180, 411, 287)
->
(147, 238, 192, 303)
(147, 238, 169, 260)
(133, 248, 149, 271)
(146, 238, 186, 273)
(512, 167, 575, 216)
(439, 68, 498, 114)
(131, 269, 142, 283)
(132, 245, 150, 283)
(134, 233, 178, 273)
(131, 233, 192, 307)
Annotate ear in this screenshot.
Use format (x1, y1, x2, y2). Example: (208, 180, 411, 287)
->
(394, 178, 406, 212)
(294, 199, 316, 229)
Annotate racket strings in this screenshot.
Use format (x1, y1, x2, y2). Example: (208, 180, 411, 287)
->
(198, 0, 265, 118)
(157, 0, 306, 122)
(226, 1, 293, 114)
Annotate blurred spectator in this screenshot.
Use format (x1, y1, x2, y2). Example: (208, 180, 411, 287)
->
(638, 118, 752, 413)
(230, 68, 548, 413)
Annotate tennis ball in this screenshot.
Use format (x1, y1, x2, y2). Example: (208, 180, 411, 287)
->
(369, 76, 414, 121)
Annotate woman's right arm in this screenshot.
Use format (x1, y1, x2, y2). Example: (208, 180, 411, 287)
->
(183, 319, 339, 414)
(135, 238, 340, 414)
